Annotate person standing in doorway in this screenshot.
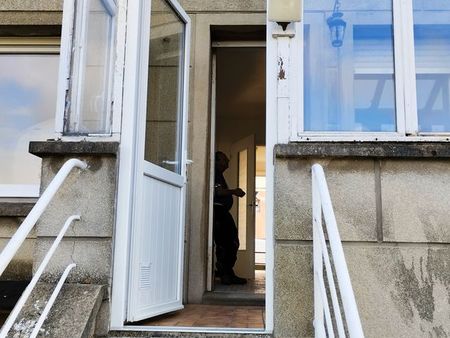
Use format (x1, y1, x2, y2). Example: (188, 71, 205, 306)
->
(214, 151, 247, 285)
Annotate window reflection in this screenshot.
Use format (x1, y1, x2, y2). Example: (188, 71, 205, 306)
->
(304, 0, 396, 132)
(413, 0, 450, 132)
(0, 54, 58, 190)
(144, 0, 185, 174)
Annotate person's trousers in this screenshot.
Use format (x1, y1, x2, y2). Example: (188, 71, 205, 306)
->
(213, 205, 239, 277)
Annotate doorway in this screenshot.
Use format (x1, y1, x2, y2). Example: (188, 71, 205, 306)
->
(207, 45, 267, 306)
(132, 44, 267, 330)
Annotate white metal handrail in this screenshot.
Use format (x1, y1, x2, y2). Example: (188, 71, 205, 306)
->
(0, 158, 87, 276)
(0, 215, 80, 338)
(30, 263, 77, 338)
(312, 164, 364, 338)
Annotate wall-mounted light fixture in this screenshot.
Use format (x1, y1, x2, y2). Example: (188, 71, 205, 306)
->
(268, 0, 303, 31)
(327, 0, 346, 47)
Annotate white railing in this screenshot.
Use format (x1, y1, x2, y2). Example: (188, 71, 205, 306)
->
(312, 164, 364, 338)
(0, 158, 87, 337)
(0, 159, 87, 276)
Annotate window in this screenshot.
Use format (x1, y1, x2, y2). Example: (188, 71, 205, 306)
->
(57, 0, 117, 136)
(298, 0, 450, 137)
(0, 38, 59, 197)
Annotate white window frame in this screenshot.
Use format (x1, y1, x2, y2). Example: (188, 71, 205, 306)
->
(291, 0, 450, 142)
(55, 0, 118, 137)
(0, 37, 60, 198)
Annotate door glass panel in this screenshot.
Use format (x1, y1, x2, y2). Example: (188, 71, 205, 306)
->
(144, 0, 185, 174)
(304, 0, 396, 132)
(413, 1, 450, 132)
(0, 54, 58, 188)
(238, 149, 247, 250)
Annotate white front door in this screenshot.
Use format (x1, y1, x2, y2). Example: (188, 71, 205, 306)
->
(127, 0, 190, 322)
(229, 135, 256, 279)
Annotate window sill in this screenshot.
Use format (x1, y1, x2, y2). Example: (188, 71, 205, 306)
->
(275, 141, 450, 159)
(29, 140, 120, 158)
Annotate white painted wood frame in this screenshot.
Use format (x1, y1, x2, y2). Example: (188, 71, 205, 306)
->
(55, 0, 118, 137)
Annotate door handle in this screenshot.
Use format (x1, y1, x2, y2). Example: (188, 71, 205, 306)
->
(162, 160, 178, 165)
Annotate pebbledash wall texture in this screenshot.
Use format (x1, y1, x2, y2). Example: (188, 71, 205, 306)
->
(1, 1, 450, 338)
(273, 143, 450, 337)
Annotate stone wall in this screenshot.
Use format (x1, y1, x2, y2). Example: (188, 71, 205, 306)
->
(273, 143, 450, 338)
(29, 141, 119, 285)
(0, 0, 62, 26)
(0, 217, 34, 281)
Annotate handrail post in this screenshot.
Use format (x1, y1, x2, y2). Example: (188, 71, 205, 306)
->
(29, 263, 77, 338)
(0, 215, 80, 338)
(312, 173, 326, 338)
(0, 159, 87, 276)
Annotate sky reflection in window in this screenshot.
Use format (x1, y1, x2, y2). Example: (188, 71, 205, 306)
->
(303, 0, 396, 132)
(0, 54, 58, 187)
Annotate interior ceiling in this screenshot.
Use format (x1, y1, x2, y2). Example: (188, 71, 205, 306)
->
(216, 47, 266, 120)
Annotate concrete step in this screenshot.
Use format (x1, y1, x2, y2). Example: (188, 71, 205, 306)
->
(108, 330, 272, 338)
(202, 291, 265, 306)
(6, 283, 106, 338)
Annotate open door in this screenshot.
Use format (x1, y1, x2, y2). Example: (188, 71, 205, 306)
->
(127, 0, 190, 322)
(229, 135, 256, 279)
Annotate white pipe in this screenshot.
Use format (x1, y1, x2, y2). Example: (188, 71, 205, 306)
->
(0, 159, 87, 276)
(312, 164, 365, 338)
(29, 263, 76, 338)
(0, 215, 80, 338)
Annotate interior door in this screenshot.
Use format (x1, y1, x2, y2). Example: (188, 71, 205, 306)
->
(229, 135, 256, 279)
(127, 0, 190, 322)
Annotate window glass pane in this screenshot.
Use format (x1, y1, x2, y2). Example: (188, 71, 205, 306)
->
(413, 1, 450, 132)
(144, 0, 185, 173)
(304, 0, 396, 132)
(0, 54, 58, 190)
(69, 0, 114, 134)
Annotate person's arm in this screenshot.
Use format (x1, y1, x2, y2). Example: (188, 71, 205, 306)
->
(215, 185, 246, 197)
